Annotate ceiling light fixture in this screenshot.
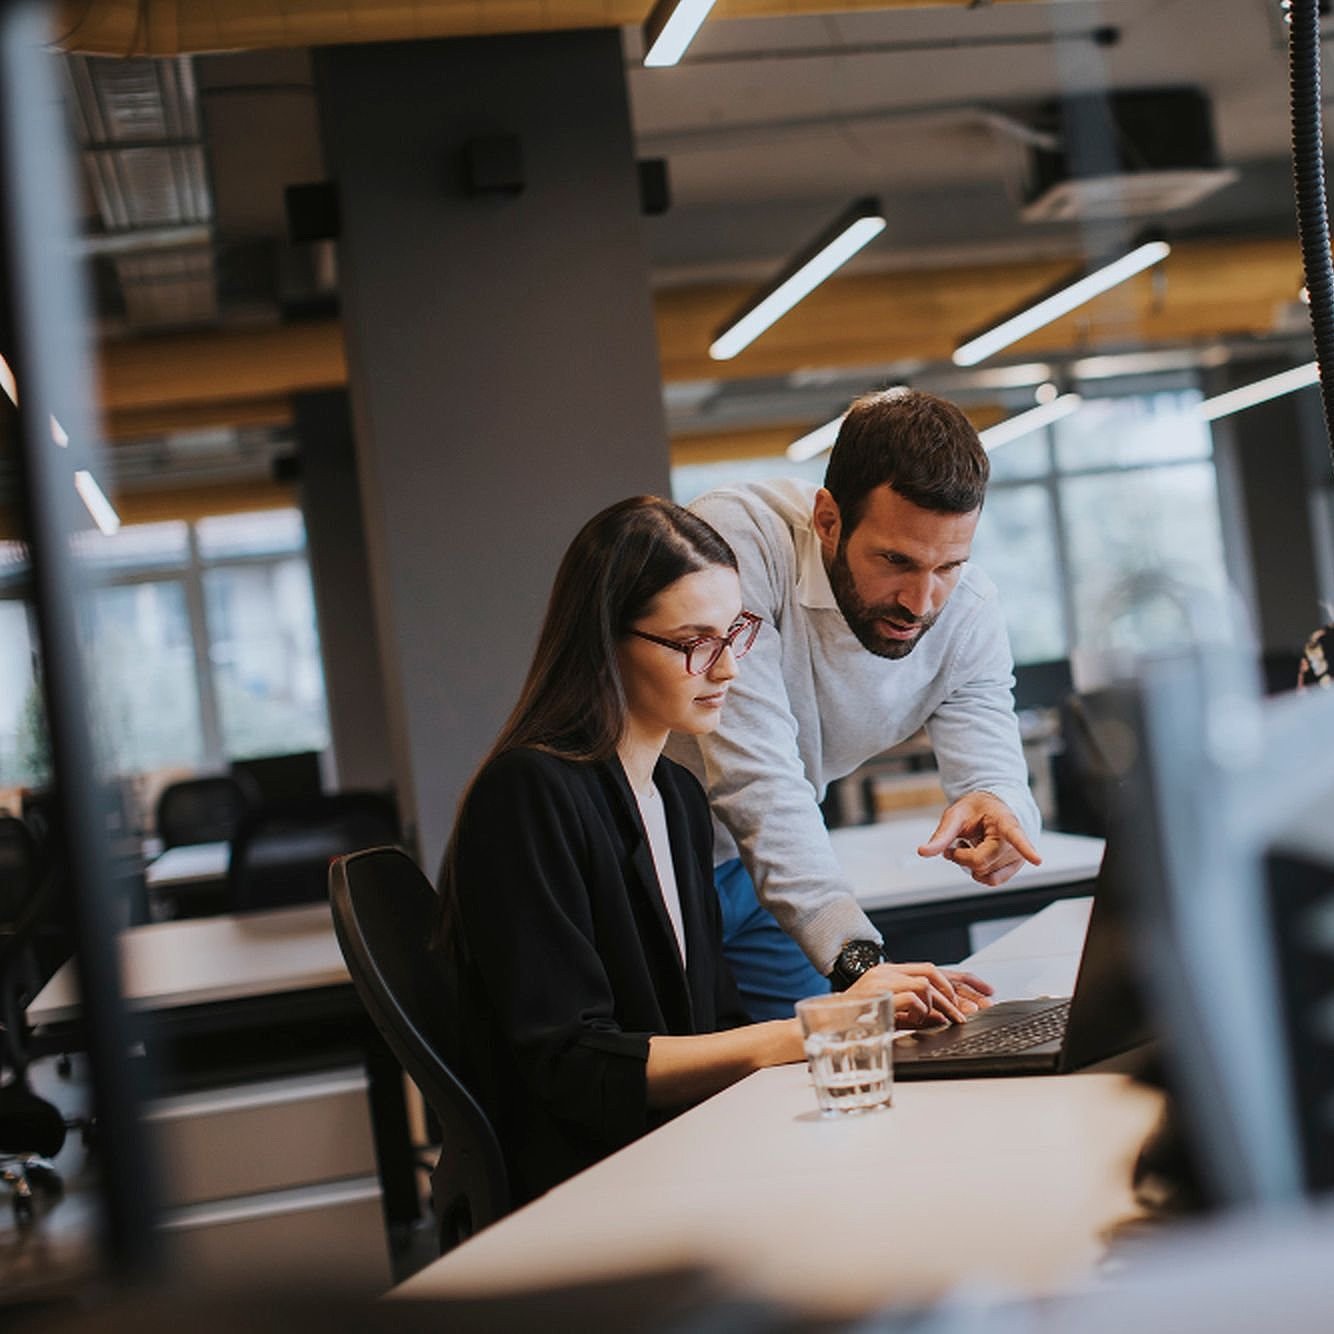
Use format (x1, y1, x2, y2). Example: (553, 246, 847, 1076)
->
(786, 414, 845, 463)
(978, 394, 1082, 451)
(0, 353, 16, 407)
(643, 0, 718, 68)
(74, 469, 121, 536)
(952, 239, 1172, 367)
(710, 197, 887, 361)
(1197, 361, 1319, 421)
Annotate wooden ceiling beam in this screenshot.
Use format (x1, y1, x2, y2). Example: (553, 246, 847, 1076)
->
(109, 479, 297, 525)
(99, 321, 345, 415)
(655, 236, 1304, 384)
(90, 236, 1304, 433)
(105, 395, 293, 442)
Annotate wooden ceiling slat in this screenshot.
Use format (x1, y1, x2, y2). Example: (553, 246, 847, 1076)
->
(91, 236, 1305, 430)
(105, 396, 293, 442)
(58, 0, 1050, 55)
(655, 237, 1304, 383)
(99, 321, 346, 414)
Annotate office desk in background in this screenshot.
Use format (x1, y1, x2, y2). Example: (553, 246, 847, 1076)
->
(831, 815, 1104, 962)
(143, 840, 231, 918)
(398, 900, 1161, 1318)
(27, 904, 416, 1290)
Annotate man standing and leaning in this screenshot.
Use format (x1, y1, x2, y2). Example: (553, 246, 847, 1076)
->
(667, 389, 1042, 1021)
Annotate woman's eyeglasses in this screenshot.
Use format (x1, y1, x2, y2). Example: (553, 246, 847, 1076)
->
(628, 611, 762, 676)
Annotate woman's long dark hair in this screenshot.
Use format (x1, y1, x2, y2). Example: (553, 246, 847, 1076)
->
(435, 495, 737, 946)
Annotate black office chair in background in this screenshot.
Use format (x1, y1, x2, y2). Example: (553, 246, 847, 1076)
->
(230, 791, 400, 914)
(155, 774, 258, 850)
(0, 815, 67, 1225)
(329, 847, 509, 1255)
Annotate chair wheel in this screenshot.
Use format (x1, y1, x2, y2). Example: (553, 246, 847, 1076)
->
(13, 1194, 32, 1226)
(28, 1160, 62, 1198)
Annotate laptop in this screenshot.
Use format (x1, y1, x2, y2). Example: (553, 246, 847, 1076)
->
(892, 836, 1150, 1079)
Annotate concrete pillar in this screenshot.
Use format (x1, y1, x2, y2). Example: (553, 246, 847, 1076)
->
(292, 388, 395, 795)
(315, 30, 669, 869)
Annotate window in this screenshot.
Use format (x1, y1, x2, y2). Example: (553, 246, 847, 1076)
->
(667, 387, 1233, 672)
(0, 593, 44, 788)
(972, 386, 1229, 666)
(204, 560, 329, 758)
(671, 452, 828, 507)
(80, 579, 205, 774)
(0, 508, 331, 792)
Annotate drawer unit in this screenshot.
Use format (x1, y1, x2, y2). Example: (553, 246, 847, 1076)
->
(160, 1177, 391, 1290)
(146, 1067, 380, 1208)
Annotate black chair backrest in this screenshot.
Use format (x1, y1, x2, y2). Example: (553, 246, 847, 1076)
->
(19, 790, 56, 850)
(329, 847, 509, 1253)
(156, 775, 256, 850)
(0, 816, 36, 929)
(229, 791, 400, 914)
(0, 816, 65, 1141)
(230, 751, 324, 803)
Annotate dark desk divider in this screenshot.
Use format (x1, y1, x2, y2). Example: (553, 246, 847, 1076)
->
(0, 1, 160, 1277)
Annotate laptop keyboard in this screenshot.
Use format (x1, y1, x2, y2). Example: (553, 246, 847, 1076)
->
(912, 999, 1071, 1059)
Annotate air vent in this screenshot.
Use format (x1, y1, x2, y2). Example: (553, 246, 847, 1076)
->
(1022, 88, 1238, 223)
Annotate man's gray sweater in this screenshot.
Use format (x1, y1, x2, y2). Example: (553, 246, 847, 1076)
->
(665, 479, 1042, 975)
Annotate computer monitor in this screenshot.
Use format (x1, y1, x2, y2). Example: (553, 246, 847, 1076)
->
(1117, 649, 1334, 1208)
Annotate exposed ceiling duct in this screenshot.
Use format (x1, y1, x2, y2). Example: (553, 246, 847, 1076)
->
(64, 53, 217, 328)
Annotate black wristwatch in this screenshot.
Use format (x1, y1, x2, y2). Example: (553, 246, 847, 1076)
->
(827, 939, 885, 992)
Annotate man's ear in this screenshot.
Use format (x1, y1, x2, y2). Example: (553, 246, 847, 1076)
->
(812, 488, 842, 559)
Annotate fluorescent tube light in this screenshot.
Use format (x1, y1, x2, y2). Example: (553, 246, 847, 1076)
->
(978, 394, 1082, 451)
(953, 239, 1172, 367)
(786, 414, 845, 462)
(643, 0, 718, 68)
(50, 415, 68, 446)
(74, 469, 121, 535)
(0, 353, 15, 406)
(710, 198, 887, 361)
(1197, 361, 1320, 421)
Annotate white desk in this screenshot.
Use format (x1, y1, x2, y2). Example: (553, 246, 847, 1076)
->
(27, 902, 347, 1024)
(396, 900, 1160, 1317)
(144, 840, 230, 891)
(831, 815, 1104, 913)
(964, 895, 1093, 1002)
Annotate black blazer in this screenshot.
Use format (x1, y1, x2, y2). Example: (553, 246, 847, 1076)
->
(448, 746, 749, 1203)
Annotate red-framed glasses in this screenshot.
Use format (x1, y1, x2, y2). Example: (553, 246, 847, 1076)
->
(628, 610, 762, 676)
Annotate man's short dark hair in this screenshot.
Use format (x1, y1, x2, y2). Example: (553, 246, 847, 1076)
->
(824, 389, 989, 532)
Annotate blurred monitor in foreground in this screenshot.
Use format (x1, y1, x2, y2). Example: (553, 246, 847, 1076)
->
(1114, 650, 1334, 1208)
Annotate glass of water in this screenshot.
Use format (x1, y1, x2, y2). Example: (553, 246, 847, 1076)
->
(795, 992, 895, 1117)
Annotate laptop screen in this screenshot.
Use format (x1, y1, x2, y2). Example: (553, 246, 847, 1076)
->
(1059, 815, 1154, 1072)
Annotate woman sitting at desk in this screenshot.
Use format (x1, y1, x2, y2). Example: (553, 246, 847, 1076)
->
(438, 496, 976, 1202)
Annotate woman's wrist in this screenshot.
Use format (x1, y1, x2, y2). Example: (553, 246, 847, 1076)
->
(756, 1017, 805, 1070)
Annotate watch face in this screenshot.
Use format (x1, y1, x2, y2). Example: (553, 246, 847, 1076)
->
(840, 940, 882, 977)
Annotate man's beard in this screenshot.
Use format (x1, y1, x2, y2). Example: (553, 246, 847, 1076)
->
(827, 543, 939, 660)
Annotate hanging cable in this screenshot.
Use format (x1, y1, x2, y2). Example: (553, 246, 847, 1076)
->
(1288, 0, 1334, 470)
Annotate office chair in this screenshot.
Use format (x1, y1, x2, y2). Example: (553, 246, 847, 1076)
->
(329, 847, 509, 1254)
(0, 815, 66, 1225)
(19, 788, 56, 849)
(155, 774, 257, 851)
(1051, 692, 1121, 837)
(229, 791, 400, 914)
